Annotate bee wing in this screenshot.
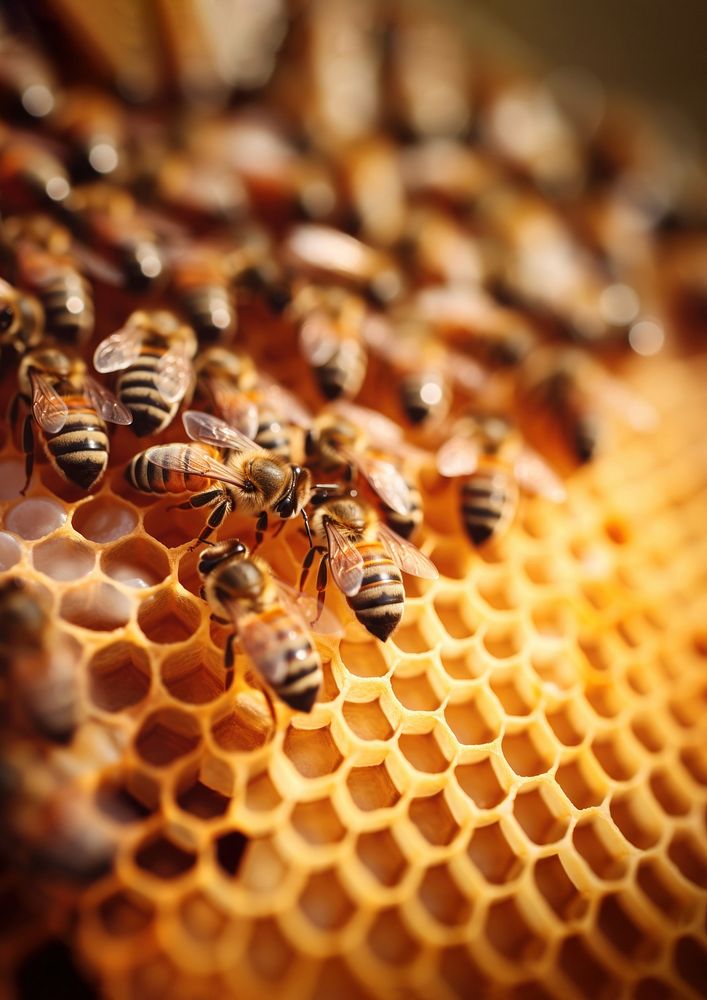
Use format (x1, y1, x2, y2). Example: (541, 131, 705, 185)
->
(84, 375, 133, 425)
(379, 523, 439, 580)
(436, 435, 480, 478)
(209, 381, 259, 439)
(592, 371, 659, 432)
(515, 447, 566, 502)
(299, 311, 338, 366)
(155, 350, 193, 404)
(228, 608, 289, 687)
(30, 371, 68, 433)
(352, 453, 413, 516)
(274, 578, 343, 636)
(257, 374, 312, 428)
(182, 410, 263, 454)
(333, 399, 403, 448)
(145, 444, 245, 488)
(324, 520, 365, 596)
(93, 326, 143, 373)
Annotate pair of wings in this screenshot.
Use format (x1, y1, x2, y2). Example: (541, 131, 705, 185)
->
(207, 372, 312, 442)
(93, 325, 192, 404)
(30, 371, 132, 435)
(324, 518, 438, 598)
(436, 435, 566, 502)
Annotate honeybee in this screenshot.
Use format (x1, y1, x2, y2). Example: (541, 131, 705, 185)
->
(199, 538, 340, 715)
(194, 346, 312, 460)
(168, 244, 237, 343)
(15, 346, 132, 491)
(0, 277, 44, 354)
(302, 496, 438, 642)
(0, 579, 81, 744)
(436, 412, 566, 546)
(519, 347, 658, 465)
(0, 35, 57, 121)
(50, 87, 127, 179)
(93, 310, 197, 437)
(381, 474, 423, 541)
(2, 214, 99, 345)
(291, 284, 369, 401)
(127, 411, 315, 547)
(0, 131, 72, 213)
(151, 148, 249, 225)
(64, 182, 166, 290)
(305, 401, 418, 518)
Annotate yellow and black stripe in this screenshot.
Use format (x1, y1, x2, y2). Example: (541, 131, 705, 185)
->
(314, 339, 366, 400)
(181, 284, 235, 343)
(346, 541, 404, 642)
(39, 269, 93, 345)
(252, 605, 322, 712)
(117, 344, 177, 437)
(460, 465, 517, 546)
(382, 475, 422, 540)
(44, 386, 108, 490)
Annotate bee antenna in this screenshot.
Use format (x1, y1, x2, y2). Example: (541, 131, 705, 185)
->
(301, 508, 313, 548)
(313, 483, 340, 492)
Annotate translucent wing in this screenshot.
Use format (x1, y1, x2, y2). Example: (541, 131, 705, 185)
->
(145, 444, 245, 488)
(182, 410, 262, 454)
(257, 374, 312, 428)
(592, 371, 659, 432)
(31, 371, 67, 433)
(229, 608, 288, 687)
(274, 578, 343, 636)
(209, 381, 259, 439)
(325, 520, 365, 596)
(93, 325, 143, 373)
(299, 311, 338, 366)
(333, 399, 403, 448)
(155, 350, 192, 404)
(436, 435, 480, 478)
(379, 522, 439, 580)
(515, 447, 566, 502)
(352, 452, 412, 516)
(84, 375, 133, 425)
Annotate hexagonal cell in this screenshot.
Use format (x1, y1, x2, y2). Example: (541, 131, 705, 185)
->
(179, 891, 228, 943)
(649, 768, 691, 817)
(214, 830, 249, 877)
(88, 641, 151, 712)
(482, 622, 523, 659)
(97, 888, 155, 937)
(558, 935, 614, 1000)
(398, 725, 451, 774)
(60, 581, 132, 631)
(248, 918, 294, 983)
(339, 639, 388, 678)
(433, 595, 475, 640)
(367, 908, 419, 965)
(597, 893, 659, 961)
(609, 789, 662, 849)
(573, 817, 628, 881)
(556, 756, 607, 810)
(679, 745, 707, 787)
(101, 537, 171, 588)
(134, 832, 197, 879)
(467, 822, 522, 885)
(429, 541, 470, 580)
(545, 703, 586, 746)
(445, 690, 499, 745)
(4, 497, 66, 540)
(298, 868, 354, 931)
(347, 763, 400, 812)
(409, 791, 459, 847)
(283, 725, 343, 778)
(636, 859, 695, 924)
(490, 674, 532, 716)
(142, 501, 207, 549)
(32, 536, 95, 580)
(667, 831, 707, 888)
(634, 978, 675, 1000)
(512, 785, 568, 845)
(355, 829, 406, 887)
(137, 588, 202, 644)
(674, 936, 707, 996)
(175, 768, 230, 820)
(342, 698, 393, 741)
(245, 771, 282, 812)
(455, 758, 507, 810)
(211, 697, 271, 753)
(485, 897, 544, 962)
(585, 681, 624, 719)
(419, 865, 471, 927)
(438, 946, 489, 998)
(72, 495, 138, 543)
(591, 732, 640, 781)
(529, 650, 577, 690)
(0, 458, 26, 499)
(95, 773, 155, 824)
(533, 856, 588, 921)
(501, 724, 556, 777)
(391, 671, 441, 711)
(310, 959, 369, 1000)
(160, 643, 225, 704)
(0, 530, 21, 570)
(134, 708, 202, 766)
(291, 798, 346, 845)
(392, 616, 436, 654)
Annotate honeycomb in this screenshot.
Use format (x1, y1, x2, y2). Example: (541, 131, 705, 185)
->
(1, 5, 707, 1000)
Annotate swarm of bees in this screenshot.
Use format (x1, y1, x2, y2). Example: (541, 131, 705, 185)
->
(0, 0, 684, 755)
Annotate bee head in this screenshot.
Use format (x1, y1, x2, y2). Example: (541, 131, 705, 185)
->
(197, 539, 248, 577)
(275, 465, 311, 518)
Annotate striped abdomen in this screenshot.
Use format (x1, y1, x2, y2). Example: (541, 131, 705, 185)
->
(346, 540, 404, 642)
(37, 269, 94, 345)
(255, 415, 293, 460)
(399, 371, 451, 426)
(460, 464, 518, 546)
(382, 477, 422, 540)
(244, 604, 322, 712)
(314, 339, 366, 400)
(44, 386, 108, 490)
(181, 284, 235, 343)
(126, 444, 218, 495)
(117, 345, 177, 437)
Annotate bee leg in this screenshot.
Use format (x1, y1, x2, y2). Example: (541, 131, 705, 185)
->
(315, 554, 329, 622)
(20, 413, 35, 496)
(252, 511, 268, 551)
(301, 507, 313, 548)
(168, 488, 221, 512)
(223, 634, 236, 690)
(299, 545, 326, 591)
(191, 496, 232, 550)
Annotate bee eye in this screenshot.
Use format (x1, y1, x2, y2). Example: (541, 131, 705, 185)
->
(0, 305, 15, 331)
